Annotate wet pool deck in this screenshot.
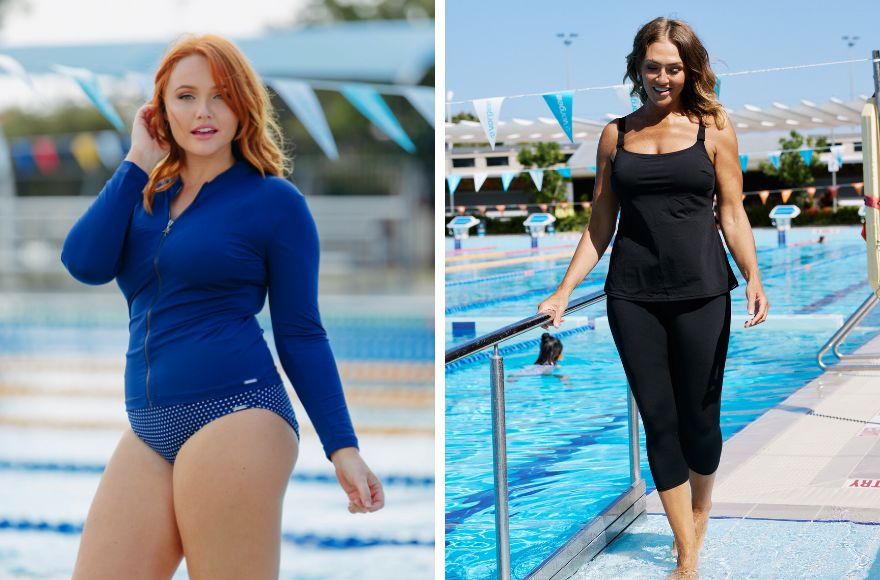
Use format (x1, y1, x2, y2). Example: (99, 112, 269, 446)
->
(575, 332, 880, 578)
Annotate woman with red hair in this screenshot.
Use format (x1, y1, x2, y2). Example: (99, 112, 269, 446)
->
(62, 34, 384, 578)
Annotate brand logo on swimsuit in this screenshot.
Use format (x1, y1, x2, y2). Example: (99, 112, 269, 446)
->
(232, 404, 250, 412)
(243, 378, 258, 384)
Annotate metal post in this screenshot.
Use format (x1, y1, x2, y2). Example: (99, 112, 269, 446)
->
(490, 344, 511, 580)
(627, 387, 641, 484)
(873, 50, 880, 123)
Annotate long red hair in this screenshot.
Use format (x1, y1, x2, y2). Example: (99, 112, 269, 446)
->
(142, 34, 290, 213)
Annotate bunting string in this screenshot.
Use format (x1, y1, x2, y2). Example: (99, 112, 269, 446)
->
(446, 57, 872, 106)
(446, 182, 865, 214)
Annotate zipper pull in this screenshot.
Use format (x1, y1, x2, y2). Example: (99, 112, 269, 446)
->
(163, 219, 174, 235)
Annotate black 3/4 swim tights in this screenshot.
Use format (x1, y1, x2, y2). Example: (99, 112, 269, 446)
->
(607, 293, 732, 492)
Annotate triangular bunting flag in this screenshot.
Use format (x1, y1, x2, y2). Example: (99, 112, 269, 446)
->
(52, 65, 125, 131)
(94, 131, 123, 170)
(799, 148, 813, 166)
(473, 172, 488, 192)
(768, 151, 781, 170)
(739, 154, 748, 172)
(630, 94, 641, 112)
(528, 169, 544, 191)
(124, 71, 154, 101)
(270, 78, 339, 160)
(557, 167, 572, 178)
(614, 85, 634, 110)
(447, 175, 462, 194)
(501, 172, 515, 191)
(403, 86, 435, 128)
(472, 96, 504, 150)
(70, 132, 102, 171)
(542, 91, 574, 142)
(340, 84, 416, 153)
(0, 54, 34, 92)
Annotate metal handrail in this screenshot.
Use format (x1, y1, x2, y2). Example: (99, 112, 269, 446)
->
(817, 293, 880, 370)
(445, 290, 608, 364)
(445, 289, 644, 579)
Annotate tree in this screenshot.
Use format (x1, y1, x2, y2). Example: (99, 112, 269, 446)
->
(758, 130, 828, 188)
(297, 0, 433, 23)
(517, 142, 569, 203)
(451, 111, 478, 123)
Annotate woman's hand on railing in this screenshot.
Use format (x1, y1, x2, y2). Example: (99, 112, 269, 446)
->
(538, 292, 569, 329)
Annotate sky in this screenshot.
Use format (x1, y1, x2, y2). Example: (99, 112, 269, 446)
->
(0, 0, 309, 46)
(446, 0, 880, 121)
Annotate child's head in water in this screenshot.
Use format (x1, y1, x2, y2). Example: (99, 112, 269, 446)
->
(535, 333, 564, 365)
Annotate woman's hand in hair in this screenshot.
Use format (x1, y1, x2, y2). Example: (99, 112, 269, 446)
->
(331, 447, 385, 514)
(125, 102, 170, 174)
(538, 292, 569, 329)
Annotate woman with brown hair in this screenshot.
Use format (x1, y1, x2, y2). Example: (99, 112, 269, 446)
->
(62, 34, 383, 578)
(538, 17, 768, 575)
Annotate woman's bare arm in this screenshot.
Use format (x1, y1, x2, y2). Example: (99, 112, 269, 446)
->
(713, 114, 769, 327)
(538, 121, 620, 326)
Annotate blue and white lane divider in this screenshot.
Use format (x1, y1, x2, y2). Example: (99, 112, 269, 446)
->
(0, 460, 433, 488)
(0, 519, 434, 548)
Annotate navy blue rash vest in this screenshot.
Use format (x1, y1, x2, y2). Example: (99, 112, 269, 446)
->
(61, 159, 358, 459)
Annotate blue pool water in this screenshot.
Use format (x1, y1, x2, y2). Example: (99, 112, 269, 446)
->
(445, 227, 880, 579)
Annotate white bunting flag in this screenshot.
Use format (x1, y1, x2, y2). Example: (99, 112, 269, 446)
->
(473, 172, 488, 192)
(528, 169, 544, 191)
(472, 97, 505, 150)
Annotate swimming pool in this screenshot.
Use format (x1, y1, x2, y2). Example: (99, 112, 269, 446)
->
(0, 293, 434, 579)
(445, 226, 880, 579)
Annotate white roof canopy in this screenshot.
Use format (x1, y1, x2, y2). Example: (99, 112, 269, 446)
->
(445, 95, 871, 146)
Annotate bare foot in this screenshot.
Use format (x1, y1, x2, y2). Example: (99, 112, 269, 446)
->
(666, 567, 699, 579)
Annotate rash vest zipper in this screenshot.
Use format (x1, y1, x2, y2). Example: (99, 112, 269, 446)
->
(142, 181, 204, 407)
(144, 218, 173, 407)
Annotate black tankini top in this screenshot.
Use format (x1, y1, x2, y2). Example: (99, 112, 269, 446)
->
(604, 115, 739, 301)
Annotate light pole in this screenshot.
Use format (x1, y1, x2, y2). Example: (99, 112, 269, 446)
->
(447, 90, 454, 216)
(556, 33, 578, 89)
(842, 35, 859, 101)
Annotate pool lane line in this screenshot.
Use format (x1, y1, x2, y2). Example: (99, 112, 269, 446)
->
(446, 244, 577, 263)
(447, 244, 866, 315)
(0, 384, 434, 408)
(797, 279, 871, 314)
(445, 264, 570, 288)
(447, 245, 497, 255)
(445, 280, 605, 315)
(446, 252, 575, 273)
(0, 417, 434, 436)
(0, 519, 434, 548)
(0, 460, 434, 487)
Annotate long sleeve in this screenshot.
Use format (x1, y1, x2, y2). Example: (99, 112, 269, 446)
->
(266, 187, 359, 459)
(61, 161, 148, 285)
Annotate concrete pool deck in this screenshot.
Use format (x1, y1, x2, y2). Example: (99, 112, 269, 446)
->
(645, 332, 880, 523)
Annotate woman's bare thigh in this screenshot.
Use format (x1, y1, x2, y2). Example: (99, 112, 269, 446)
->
(172, 408, 298, 580)
(72, 429, 183, 580)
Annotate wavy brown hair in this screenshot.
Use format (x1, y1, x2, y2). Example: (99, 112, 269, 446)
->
(624, 17, 726, 128)
(142, 34, 291, 213)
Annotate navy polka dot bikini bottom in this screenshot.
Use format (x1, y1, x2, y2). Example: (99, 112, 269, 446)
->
(127, 383, 300, 464)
